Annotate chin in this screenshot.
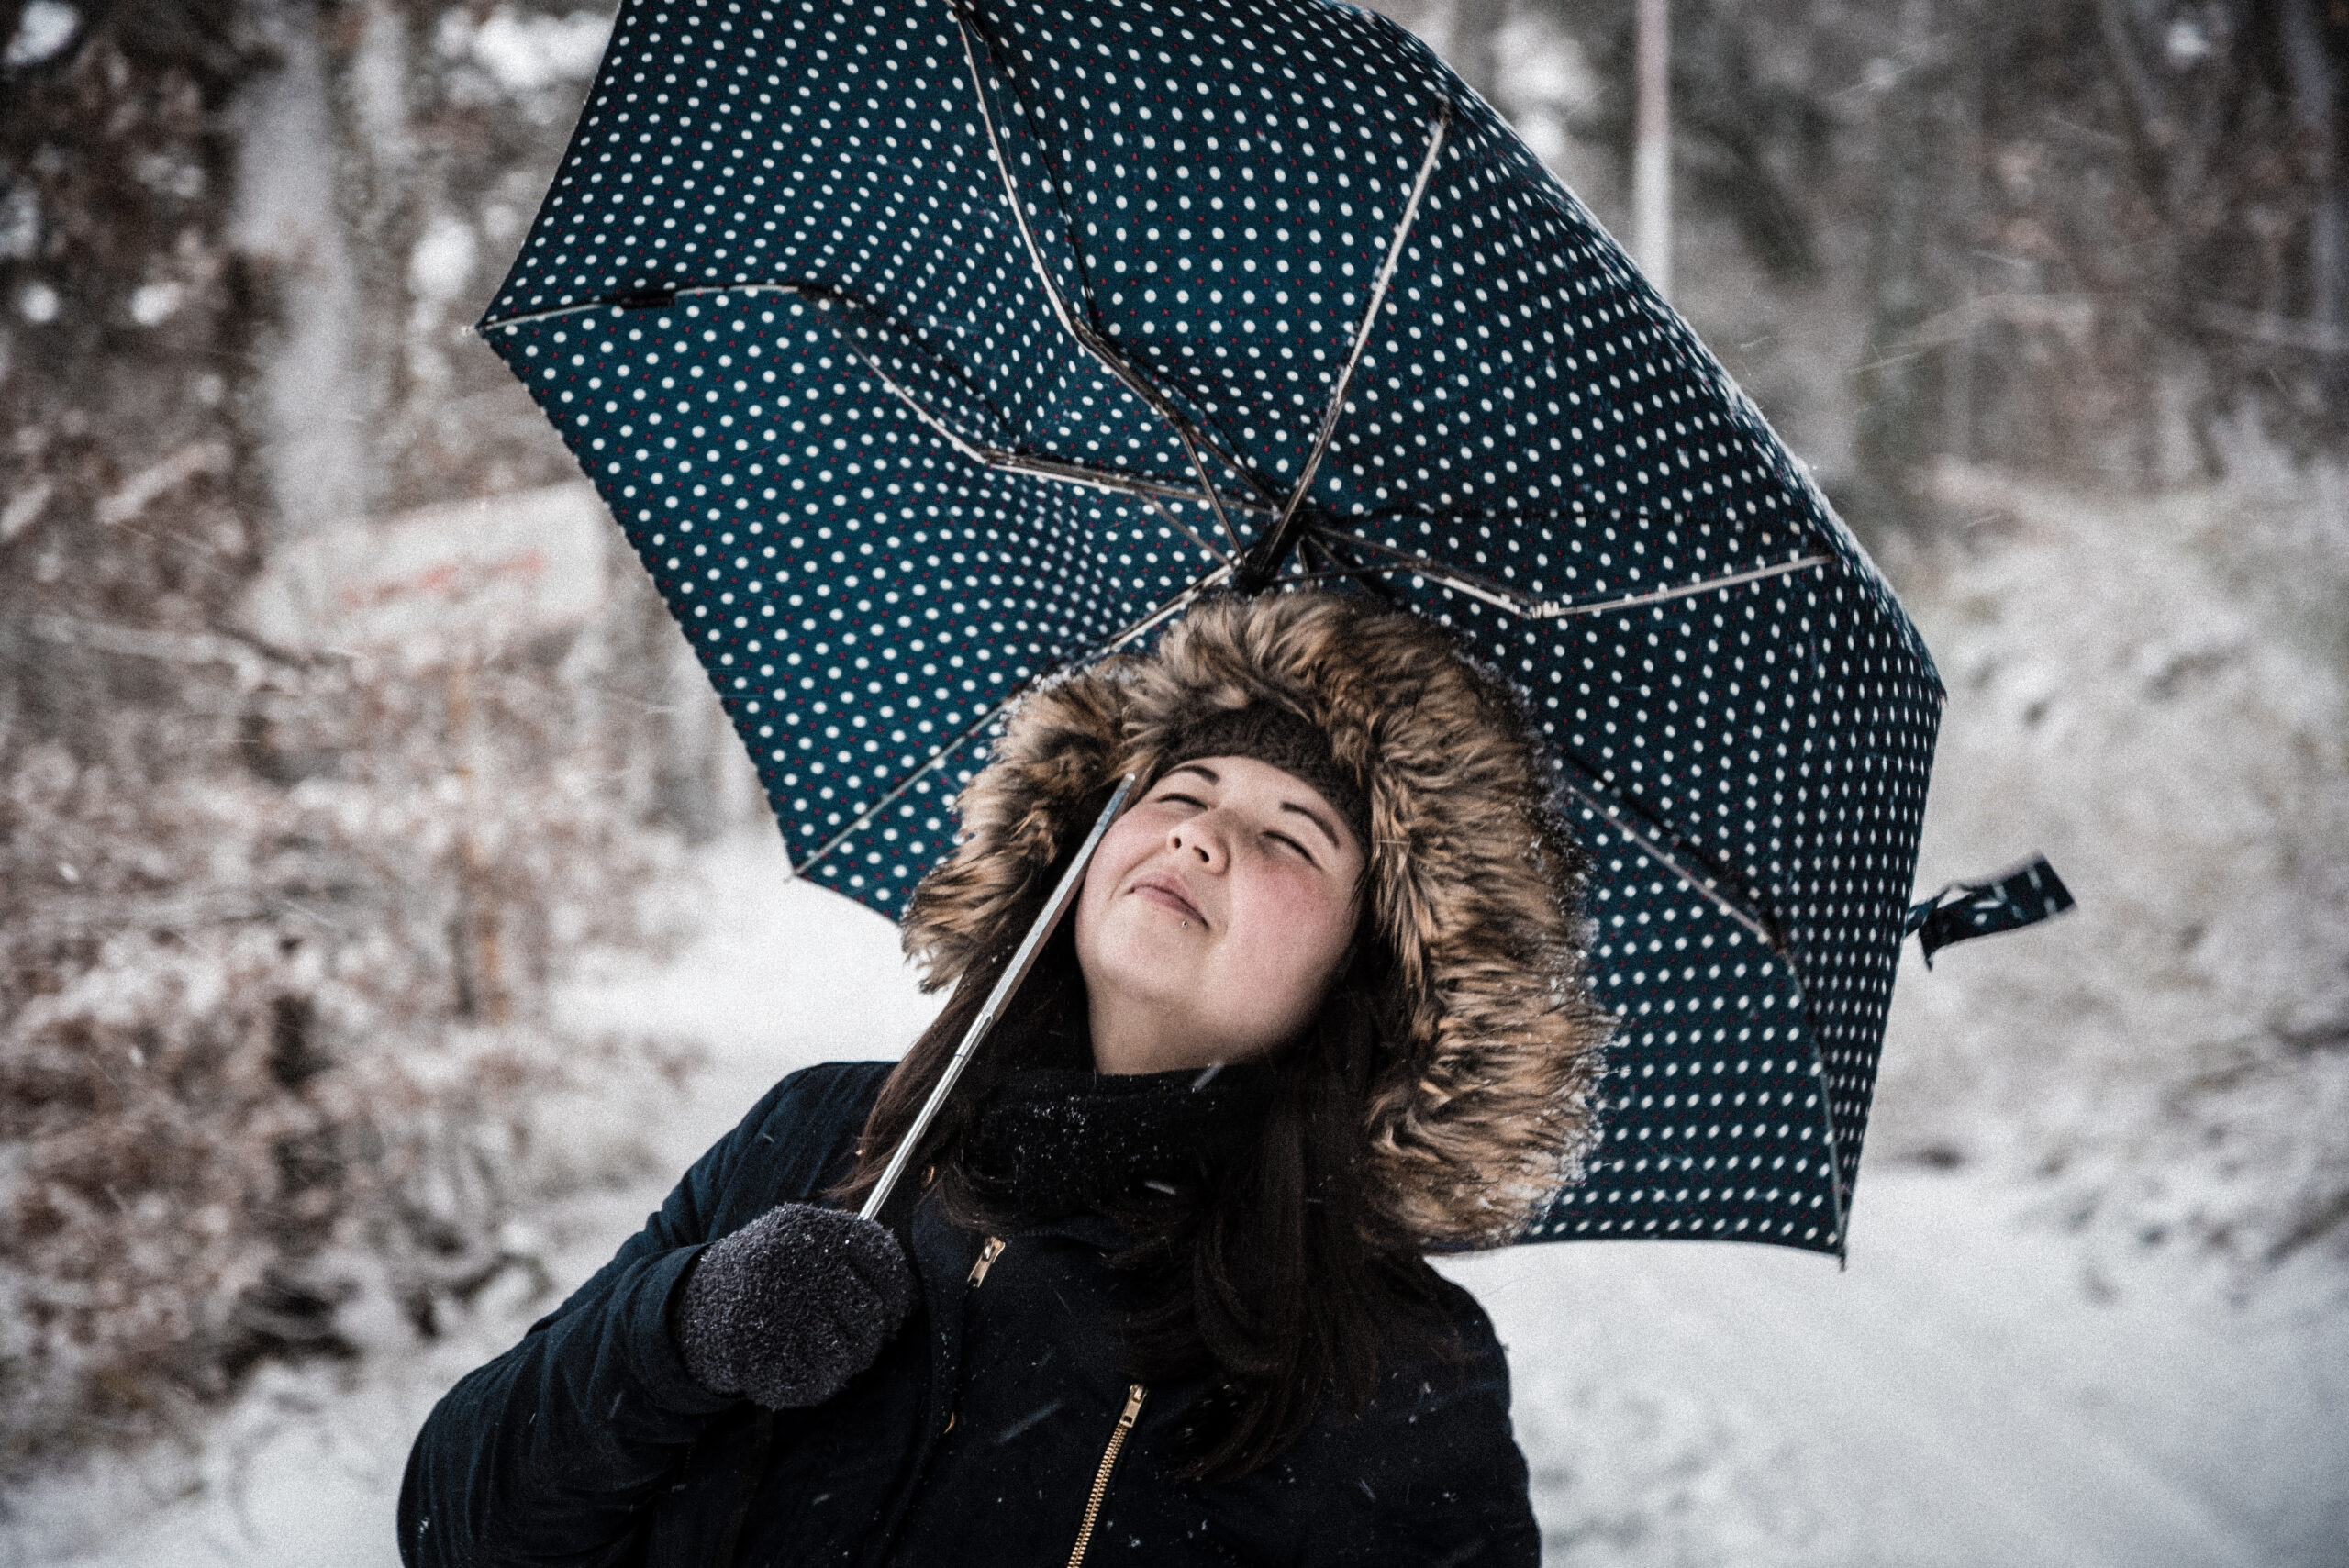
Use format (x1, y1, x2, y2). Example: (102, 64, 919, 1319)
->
(1078, 910, 1189, 990)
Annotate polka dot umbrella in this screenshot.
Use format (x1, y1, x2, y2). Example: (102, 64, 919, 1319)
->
(479, 0, 2066, 1258)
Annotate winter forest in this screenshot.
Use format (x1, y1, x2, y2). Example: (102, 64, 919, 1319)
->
(2, 0, 2345, 1562)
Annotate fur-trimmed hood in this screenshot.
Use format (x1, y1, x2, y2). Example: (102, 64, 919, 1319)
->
(900, 589, 1612, 1250)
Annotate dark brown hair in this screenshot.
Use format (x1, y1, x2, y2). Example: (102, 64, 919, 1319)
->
(831, 803, 1458, 1479)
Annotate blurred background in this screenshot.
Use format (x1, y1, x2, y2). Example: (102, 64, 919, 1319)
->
(1, 1, 2343, 1562)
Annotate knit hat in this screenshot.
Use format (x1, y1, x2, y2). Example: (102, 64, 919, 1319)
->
(902, 588, 1614, 1250)
(1159, 702, 1369, 850)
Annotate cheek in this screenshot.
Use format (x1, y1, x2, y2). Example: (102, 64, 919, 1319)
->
(1074, 814, 1158, 952)
(1221, 870, 1353, 994)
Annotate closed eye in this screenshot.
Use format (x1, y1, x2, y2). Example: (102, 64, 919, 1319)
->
(1266, 830, 1316, 863)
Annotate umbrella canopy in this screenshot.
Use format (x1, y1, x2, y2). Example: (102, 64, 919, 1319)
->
(481, 0, 1976, 1259)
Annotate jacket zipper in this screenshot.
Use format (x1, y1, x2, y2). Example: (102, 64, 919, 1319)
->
(1064, 1384, 1147, 1568)
(962, 1238, 1141, 1565)
(942, 1239, 1010, 1436)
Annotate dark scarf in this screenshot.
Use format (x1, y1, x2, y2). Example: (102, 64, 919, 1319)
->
(962, 1062, 1274, 1225)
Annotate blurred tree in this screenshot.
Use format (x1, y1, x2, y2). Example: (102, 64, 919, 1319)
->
(1851, 0, 1942, 532)
(1491, 0, 2349, 530)
(0, 0, 717, 1468)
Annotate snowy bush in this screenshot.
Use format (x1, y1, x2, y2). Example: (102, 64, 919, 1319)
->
(0, 0, 726, 1472)
(0, 640, 697, 1469)
(1873, 448, 2349, 1274)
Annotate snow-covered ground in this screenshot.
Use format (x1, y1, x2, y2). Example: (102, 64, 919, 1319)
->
(6, 837, 2345, 1568)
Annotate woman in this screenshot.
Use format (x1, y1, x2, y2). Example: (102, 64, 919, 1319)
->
(399, 589, 1612, 1567)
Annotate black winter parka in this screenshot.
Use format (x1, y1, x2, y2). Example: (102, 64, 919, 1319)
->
(397, 1062, 1541, 1567)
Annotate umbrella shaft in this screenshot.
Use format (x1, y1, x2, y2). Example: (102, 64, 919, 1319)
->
(857, 773, 1138, 1222)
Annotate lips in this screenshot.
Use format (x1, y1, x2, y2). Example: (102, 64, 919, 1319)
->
(1130, 873, 1207, 929)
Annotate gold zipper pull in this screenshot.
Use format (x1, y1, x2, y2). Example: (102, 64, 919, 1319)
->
(967, 1235, 1007, 1287)
(1065, 1385, 1148, 1568)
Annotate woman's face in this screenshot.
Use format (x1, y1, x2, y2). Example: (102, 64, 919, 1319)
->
(1074, 755, 1366, 1075)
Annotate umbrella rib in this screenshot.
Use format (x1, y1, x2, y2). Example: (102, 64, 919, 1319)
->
(1801, 982, 1854, 1263)
(1310, 528, 1832, 620)
(820, 312, 1245, 510)
(477, 300, 611, 330)
(1289, 527, 1804, 954)
(794, 561, 1236, 879)
(1298, 533, 1403, 608)
(1139, 494, 1237, 569)
(1091, 560, 1239, 653)
(1552, 772, 1786, 954)
(950, 0, 1265, 550)
(1282, 566, 1409, 589)
(486, 285, 1248, 513)
(1555, 751, 1849, 1250)
(1262, 107, 1452, 562)
(792, 692, 1032, 882)
(795, 286, 1230, 506)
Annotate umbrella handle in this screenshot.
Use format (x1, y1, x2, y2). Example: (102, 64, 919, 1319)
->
(856, 772, 1140, 1223)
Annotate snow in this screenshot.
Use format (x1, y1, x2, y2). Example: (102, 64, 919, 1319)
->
(0, 477, 54, 542)
(438, 8, 614, 96)
(0, 187, 39, 262)
(6, 833, 2343, 1568)
(1869, 456, 2349, 1271)
(3, 2, 78, 70)
(1450, 1184, 2349, 1566)
(406, 217, 478, 305)
(126, 282, 184, 328)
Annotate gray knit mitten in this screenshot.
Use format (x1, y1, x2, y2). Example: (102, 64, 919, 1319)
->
(672, 1202, 913, 1409)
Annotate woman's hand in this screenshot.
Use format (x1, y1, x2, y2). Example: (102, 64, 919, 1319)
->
(670, 1202, 913, 1409)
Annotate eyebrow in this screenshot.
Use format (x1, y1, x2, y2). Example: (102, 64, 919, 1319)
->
(1280, 800, 1343, 852)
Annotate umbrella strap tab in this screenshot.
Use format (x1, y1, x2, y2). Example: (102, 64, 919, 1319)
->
(1904, 855, 2075, 967)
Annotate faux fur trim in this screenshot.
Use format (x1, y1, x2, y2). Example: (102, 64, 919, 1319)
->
(900, 590, 1613, 1249)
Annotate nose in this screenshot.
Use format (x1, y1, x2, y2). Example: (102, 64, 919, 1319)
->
(1168, 810, 1228, 870)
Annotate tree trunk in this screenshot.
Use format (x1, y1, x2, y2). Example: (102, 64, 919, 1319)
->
(1633, 0, 1673, 300)
(1851, 0, 1937, 537)
(2279, 0, 2345, 354)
